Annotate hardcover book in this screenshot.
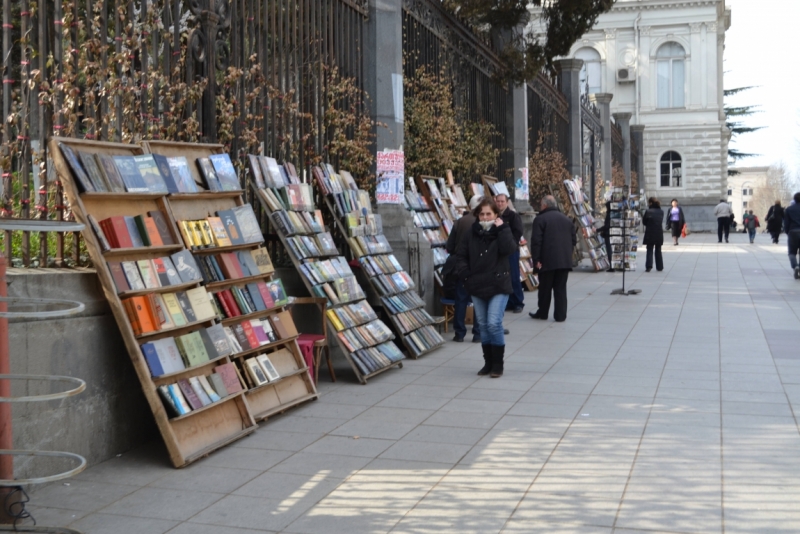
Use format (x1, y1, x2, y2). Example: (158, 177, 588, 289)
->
(161, 257, 183, 286)
(247, 154, 266, 189)
(197, 375, 221, 403)
(188, 376, 212, 406)
(215, 362, 243, 394)
(167, 156, 198, 193)
(170, 250, 201, 283)
(78, 151, 109, 191)
(186, 287, 216, 321)
(217, 209, 245, 245)
(205, 323, 233, 356)
(197, 157, 223, 191)
(121, 261, 145, 290)
(231, 204, 262, 244)
(177, 378, 204, 410)
(58, 143, 94, 192)
(256, 354, 280, 381)
(174, 291, 198, 323)
(133, 154, 169, 193)
(112, 155, 148, 192)
(207, 217, 232, 247)
(152, 154, 180, 193)
(266, 279, 288, 307)
(167, 383, 192, 415)
(161, 293, 187, 326)
(208, 373, 229, 398)
(137, 259, 161, 289)
(244, 358, 269, 386)
(107, 261, 130, 293)
(209, 153, 241, 191)
(124, 216, 145, 248)
(94, 153, 126, 192)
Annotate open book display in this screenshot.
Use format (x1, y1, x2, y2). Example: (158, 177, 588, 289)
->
(314, 166, 445, 359)
(246, 155, 405, 384)
(50, 137, 317, 468)
(607, 187, 640, 272)
(563, 179, 610, 272)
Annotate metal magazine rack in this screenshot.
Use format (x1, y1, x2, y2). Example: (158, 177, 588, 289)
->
(0, 219, 87, 533)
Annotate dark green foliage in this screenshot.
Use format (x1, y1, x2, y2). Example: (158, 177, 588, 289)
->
(724, 86, 763, 174)
(443, 0, 614, 84)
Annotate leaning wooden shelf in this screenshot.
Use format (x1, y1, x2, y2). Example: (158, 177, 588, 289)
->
(49, 137, 258, 468)
(248, 182, 404, 385)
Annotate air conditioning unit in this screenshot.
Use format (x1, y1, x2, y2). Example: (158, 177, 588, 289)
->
(616, 67, 636, 83)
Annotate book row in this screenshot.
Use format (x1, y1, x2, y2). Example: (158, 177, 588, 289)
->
(372, 272, 415, 297)
(432, 247, 449, 267)
(247, 154, 303, 190)
(224, 314, 290, 354)
(344, 212, 382, 237)
(393, 308, 436, 335)
(270, 209, 325, 237)
(90, 212, 175, 250)
(350, 235, 392, 257)
(178, 205, 262, 250)
(298, 258, 354, 285)
(349, 342, 405, 376)
(380, 291, 426, 314)
(193, 248, 274, 285)
(325, 302, 379, 331)
(311, 277, 365, 307)
(108, 254, 196, 294)
(421, 228, 447, 247)
(142, 323, 232, 376)
(157, 363, 242, 418)
(404, 325, 445, 357)
(123, 288, 217, 336)
(311, 163, 360, 196)
(412, 211, 441, 229)
(336, 319, 394, 352)
(211, 279, 289, 319)
(405, 191, 432, 212)
(285, 233, 338, 260)
(358, 254, 404, 278)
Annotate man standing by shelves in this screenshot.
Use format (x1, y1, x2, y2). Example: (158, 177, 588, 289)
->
(494, 193, 525, 314)
(529, 195, 577, 322)
(445, 195, 482, 342)
(714, 199, 733, 243)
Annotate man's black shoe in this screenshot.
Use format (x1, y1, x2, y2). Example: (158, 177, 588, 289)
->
(529, 312, 547, 320)
(453, 336, 464, 343)
(512, 306, 524, 314)
(472, 335, 481, 343)
(606, 268, 615, 272)
(503, 329, 510, 335)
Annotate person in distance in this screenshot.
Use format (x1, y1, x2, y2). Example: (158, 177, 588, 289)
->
(642, 197, 665, 272)
(494, 193, 525, 314)
(445, 195, 482, 343)
(714, 198, 733, 243)
(528, 195, 577, 322)
(766, 200, 785, 244)
(665, 198, 685, 246)
(455, 197, 516, 378)
(743, 210, 758, 244)
(784, 192, 800, 279)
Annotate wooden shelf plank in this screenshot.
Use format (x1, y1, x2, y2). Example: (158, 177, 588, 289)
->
(117, 279, 203, 299)
(169, 191, 244, 200)
(103, 244, 184, 259)
(229, 335, 299, 360)
(135, 316, 219, 341)
(205, 272, 274, 292)
(220, 303, 289, 327)
(243, 367, 309, 396)
(182, 426, 256, 466)
(252, 392, 318, 421)
(189, 242, 263, 255)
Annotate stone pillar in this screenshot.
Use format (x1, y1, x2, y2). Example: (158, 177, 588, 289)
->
(613, 112, 632, 187)
(555, 59, 584, 179)
(590, 93, 613, 190)
(511, 82, 532, 214)
(630, 124, 645, 195)
(364, 0, 404, 151)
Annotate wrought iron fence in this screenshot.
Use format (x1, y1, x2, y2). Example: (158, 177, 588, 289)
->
(0, 0, 367, 267)
(580, 93, 602, 208)
(527, 75, 569, 162)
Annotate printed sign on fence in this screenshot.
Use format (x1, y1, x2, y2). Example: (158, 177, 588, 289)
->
(376, 150, 404, 204)
(515, 167, 529, 202)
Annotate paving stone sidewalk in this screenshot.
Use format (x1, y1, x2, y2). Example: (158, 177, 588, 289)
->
(28, 232, 800, 533)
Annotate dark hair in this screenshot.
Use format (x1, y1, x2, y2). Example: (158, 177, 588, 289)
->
(794, 192, 800, 204)
(671, 198, 678, 204)
(472, 198, 500, 218)
(648, 197, 660, 208)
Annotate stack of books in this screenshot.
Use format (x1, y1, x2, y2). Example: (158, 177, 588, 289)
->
(107, 251, 200, 293)
(177, 205, 262, 249)
(141, 323, 232, 376)
(211, 278, 289, 318)
(157, 362, 243, 417)
(350, 342, 405, 376)
(562, 178, 609, 272)
(325, 302, 379, 331)
(90, 212, 176, 250)
(122, 286, 217, 335)
(394, 308, 436, 335)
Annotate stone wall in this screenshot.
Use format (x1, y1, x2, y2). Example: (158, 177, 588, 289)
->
(7, 269, 156, 479)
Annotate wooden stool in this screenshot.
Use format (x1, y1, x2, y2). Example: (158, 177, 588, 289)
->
(290, 297, 336, 384)
(440, 297, 455, 333)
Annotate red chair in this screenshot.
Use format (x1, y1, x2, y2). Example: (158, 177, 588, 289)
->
(290, 297, 336, 384)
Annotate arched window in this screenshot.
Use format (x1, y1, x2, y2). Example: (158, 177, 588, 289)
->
(660, 151, 682, 187)
(656, 42, 685, 108)
(575, 48, 601, 94)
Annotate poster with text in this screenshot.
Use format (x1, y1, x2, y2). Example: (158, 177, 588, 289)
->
(376, 150, 404, 204)
(515, 167, 529, 202)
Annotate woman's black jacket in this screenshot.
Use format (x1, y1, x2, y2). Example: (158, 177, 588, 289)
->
(455, 221, 516, 300)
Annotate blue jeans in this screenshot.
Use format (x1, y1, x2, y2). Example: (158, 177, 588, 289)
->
(748, 228, 756, 242)
(453, 278, 479, 339)
(506, 250, 524, 310)
(472, 294, 509, 346)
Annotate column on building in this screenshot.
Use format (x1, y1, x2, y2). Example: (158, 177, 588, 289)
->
(613, 112, 632, 187)
(555, 59, 584, 179)
(590, 93, 614, 190)
(631, 124, 645, 195)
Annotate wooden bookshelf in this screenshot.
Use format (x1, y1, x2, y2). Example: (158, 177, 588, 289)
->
(247, 170, 405, 385)
(320, 193, 445, 360)
(49, 137, 317, 468)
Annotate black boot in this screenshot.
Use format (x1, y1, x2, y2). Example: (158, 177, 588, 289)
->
(478, 344, 492, 376)
(490, 345, 505, 378)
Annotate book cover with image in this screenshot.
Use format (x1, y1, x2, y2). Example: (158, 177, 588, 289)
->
(133, 154, 169, 193)
(209, 153, 241, 191)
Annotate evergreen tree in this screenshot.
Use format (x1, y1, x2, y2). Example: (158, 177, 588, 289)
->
(724, 86, 763, 175)
(442, 0, 614, 84)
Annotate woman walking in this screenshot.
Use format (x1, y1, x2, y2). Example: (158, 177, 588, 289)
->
(455, 198, 515, 378)
(643, 197, 665, 272)
(766, 201, 785, 244)
(665, 198, 686, 246)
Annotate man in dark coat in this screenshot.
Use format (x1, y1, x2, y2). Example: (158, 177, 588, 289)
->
(785, 192, 800, 279)
(495, 194, 525, 313)
(642, 198, 665, 272)
(445, 196, 481, 342)
(528, 195, 577, 322)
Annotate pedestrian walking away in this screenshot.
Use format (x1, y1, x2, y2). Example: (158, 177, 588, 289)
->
(743, 210, 758, 243)
(766, 200, 785, 244)
(599, 196, 615, 272)
(666, 199, 685, 246)
(643, 197, 665, 272)
(494, 193, 525, 314)
(455, 197, 516, 377)
(784, 192, 800, 279)
(714, 198, 733, 243)
(529, 195, 577, 323)
(445, 195, 482, 343)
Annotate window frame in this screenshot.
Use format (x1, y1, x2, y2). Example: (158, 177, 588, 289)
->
(655, 42, 686, 109)
(659, 150, 683, 188)
(575, 47, 602, 95)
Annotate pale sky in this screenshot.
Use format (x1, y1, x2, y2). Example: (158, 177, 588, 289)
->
(724, 0, 800, 172)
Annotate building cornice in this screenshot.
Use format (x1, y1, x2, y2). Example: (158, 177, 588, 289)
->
(607, 0, 723, 12)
